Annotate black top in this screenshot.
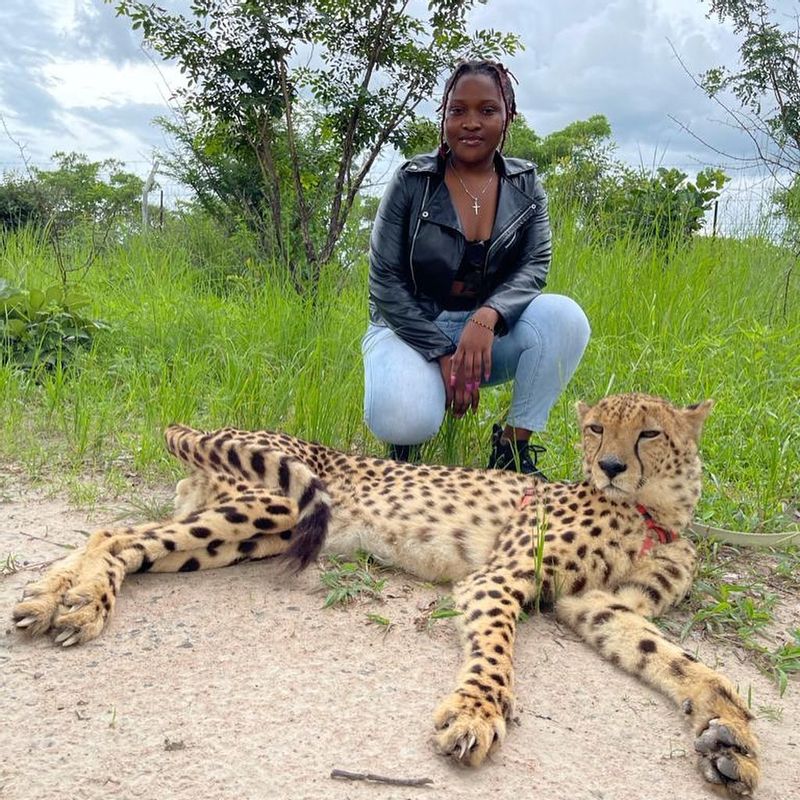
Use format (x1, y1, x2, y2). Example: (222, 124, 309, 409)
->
(442, 240, 487, 311)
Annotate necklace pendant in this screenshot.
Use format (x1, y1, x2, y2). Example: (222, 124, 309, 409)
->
(472, 198, 480, 215)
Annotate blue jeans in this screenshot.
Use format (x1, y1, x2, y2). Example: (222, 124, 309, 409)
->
(362, 294, 591, 445)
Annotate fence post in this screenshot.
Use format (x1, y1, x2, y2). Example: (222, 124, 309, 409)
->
(141, 160, 160, 230)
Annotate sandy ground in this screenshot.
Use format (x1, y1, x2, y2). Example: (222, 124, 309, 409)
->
(1, 476, 798, 800)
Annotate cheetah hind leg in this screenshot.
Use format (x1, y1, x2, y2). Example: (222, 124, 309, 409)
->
(13, 489, 303, 646)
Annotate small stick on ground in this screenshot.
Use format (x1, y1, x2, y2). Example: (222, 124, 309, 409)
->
(17, 531, 77, 549)
(330, 768, 433, 787)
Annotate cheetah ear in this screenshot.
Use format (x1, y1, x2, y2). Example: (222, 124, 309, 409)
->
(682, 399, 714, 438)
(576, 400, 591, 423)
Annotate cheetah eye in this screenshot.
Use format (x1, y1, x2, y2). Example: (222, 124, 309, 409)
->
(639, 430, 661, 439)
(587, 424, 603, 434)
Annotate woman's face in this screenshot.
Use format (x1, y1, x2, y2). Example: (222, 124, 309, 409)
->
(444, 72, 506, 166)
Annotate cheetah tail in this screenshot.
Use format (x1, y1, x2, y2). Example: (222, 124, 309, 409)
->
(283, 475, 331, 571)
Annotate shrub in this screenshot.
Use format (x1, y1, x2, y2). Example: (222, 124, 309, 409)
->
(0, 278, 108, 371)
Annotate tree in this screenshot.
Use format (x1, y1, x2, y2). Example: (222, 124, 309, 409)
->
(109, 0, 519, 289)
(0, 152, 142, 235)
(700, 0, 799, 179)
(31, 152, 142, 230)
(0, 151, 143, 289)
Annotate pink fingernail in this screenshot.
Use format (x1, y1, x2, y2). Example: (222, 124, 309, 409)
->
(450, 374, 456, 387)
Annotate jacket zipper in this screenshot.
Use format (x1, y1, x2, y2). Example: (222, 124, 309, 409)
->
(409, 176, 430, 295)
(486, 202, 537, 264)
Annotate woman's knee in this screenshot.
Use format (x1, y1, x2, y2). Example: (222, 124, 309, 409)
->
(362, 326, 446, 443)
(364, 390, 444, 445)
(519, 294, 591, 350)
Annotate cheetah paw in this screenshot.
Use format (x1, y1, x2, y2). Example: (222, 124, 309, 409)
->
(432, 691, 508, 767)
(694, 718, 759, 798)
(47, 588, 110, 646)
(12, 582, 65, 637)
(13, 583, 109, 646)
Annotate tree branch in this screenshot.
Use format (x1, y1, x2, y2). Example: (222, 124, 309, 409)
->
(279, 58, 318, 270)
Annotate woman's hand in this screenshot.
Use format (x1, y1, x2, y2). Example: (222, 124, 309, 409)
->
(440, 307, 499, 416)
(439, 354, 473, 418)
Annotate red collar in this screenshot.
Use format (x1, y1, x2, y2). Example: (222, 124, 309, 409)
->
(517, 492, 678, 557)
(636, 504, 678, 556)
(519, 487, 536, 509)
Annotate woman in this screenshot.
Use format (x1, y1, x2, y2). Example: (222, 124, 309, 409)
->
(362, 60, 590, 475)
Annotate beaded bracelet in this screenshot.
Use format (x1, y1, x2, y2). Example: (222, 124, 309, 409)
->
(469, 316, 495, 333)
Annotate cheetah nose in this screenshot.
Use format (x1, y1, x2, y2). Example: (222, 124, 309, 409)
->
(598, 457, 627, 479)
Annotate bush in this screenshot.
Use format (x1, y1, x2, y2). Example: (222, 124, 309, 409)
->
(0, 277, 108, 371)
(592, 166, 728, 246)
(0, 178, 39, 231)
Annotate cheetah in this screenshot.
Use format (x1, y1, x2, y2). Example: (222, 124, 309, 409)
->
(12, 393, 758, 798)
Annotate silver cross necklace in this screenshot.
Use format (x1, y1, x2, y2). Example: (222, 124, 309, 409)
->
(450, 161, 496, 215)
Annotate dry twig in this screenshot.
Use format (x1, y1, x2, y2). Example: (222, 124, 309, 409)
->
(330, 768, 433, 787)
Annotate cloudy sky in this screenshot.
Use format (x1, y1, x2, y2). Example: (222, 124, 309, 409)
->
(0, 0, 792, 223)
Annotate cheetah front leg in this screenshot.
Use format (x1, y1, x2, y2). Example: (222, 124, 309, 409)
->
(433, 518, 538, 766)
(556, 541, 759, 798)
(13, 489, 299, 646)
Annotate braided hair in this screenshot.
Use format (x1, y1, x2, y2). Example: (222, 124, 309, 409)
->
(437, 60, 518, 155)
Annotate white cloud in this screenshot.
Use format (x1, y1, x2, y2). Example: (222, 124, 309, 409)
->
(469, 0, 752, 168)
(40, 58, 184, 111)
(1, 0, 794, 226)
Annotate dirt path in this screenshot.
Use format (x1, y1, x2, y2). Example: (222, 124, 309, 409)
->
(1, 479, 798, 800)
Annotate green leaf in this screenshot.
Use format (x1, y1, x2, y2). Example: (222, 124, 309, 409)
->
(44, 285, 65, 306)
(28, 289, 46, 312)
(3, 318, 28, 339)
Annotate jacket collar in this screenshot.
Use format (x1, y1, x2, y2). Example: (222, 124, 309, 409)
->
(409, 150, 538, 237)
(402, 149, 537, 178)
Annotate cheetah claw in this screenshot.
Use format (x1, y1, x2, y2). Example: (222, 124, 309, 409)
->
(54, 628, 81, 647)
(15, 615, 38, 629)
(432, 692, 507, 767)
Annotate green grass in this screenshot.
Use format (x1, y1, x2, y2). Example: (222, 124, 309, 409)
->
(0, 210, 798, 533)
(319, 551, 387, 608)
(415, 594, 461, 633)
(654, 539, 800, 694)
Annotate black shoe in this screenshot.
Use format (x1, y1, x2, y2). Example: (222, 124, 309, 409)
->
(387, 443, 421, 463)
(487, 424, 548, 479)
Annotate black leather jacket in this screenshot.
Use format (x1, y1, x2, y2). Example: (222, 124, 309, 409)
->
(368, 149, 552, 361)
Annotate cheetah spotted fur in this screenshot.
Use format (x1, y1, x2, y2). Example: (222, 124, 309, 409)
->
(13, 393, 759, 797)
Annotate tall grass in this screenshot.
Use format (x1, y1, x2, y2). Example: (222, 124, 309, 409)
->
(1, 211, 797, 532)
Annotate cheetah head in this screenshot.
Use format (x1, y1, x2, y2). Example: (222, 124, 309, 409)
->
(577, 393, 713, 529)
